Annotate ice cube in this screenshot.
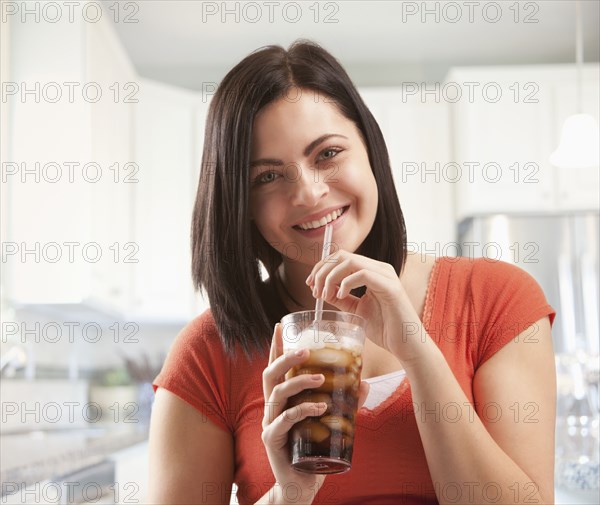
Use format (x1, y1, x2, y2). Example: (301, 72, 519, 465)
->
(306, 348, 354, 368)
(293, 418, 330, 443)
(319, 415, 355, 436)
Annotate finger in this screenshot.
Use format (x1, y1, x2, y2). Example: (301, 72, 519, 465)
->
(262, 347, 309, 404)
(307, 251, 345, 295)
(261, 401, 328, 446)
(311, 257, 351, 300)
(263, 373, 325, 427)
(336, 269, 399, 300)
(306, 249, 346, 286)
(311, 254, 393, 300)
(320, 284, 360, 314)
(307, 250, 391, 286)
(318, 258, 364, 301)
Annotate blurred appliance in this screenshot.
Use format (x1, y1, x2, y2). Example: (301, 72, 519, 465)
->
(458, 212, 599, 354)
(458, 212, 600, 499)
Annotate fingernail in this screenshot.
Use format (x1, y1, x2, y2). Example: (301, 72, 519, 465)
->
(295, 348, 305, 357)
(305, 274, 313, 285)
(312, 374, 324, 381)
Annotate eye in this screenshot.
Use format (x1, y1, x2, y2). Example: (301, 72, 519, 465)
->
(318, 147, 342, 162)
(252, 170, 279, 185)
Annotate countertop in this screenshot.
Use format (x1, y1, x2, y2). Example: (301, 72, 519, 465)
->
(0, 424, 148, 497)
(3, 424, 597, 504)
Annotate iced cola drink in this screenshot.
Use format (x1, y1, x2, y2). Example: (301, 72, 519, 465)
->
(280, 310, 366, 474)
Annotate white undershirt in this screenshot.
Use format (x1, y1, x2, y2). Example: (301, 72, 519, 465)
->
(362, 370, 407, 410)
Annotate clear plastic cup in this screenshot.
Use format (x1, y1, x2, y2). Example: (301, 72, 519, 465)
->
(280, 310, 366, 474)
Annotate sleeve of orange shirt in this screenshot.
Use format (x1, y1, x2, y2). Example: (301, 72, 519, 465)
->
(470, 258, 557, 368)
(153, 310, 233, 434)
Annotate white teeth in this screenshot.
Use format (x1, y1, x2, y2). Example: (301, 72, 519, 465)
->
(298, 207, 345, 230)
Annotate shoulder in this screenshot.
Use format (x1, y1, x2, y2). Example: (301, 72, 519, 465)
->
(468, 257, 549, 306)
(432, 255, 542, 294)
(179, 309, 220, 343)
(164, 309, 228, 366)
(470, 256, 537, 282)
(401, 252, 439, 288)
(167, 309, 264, 368)
(431, 255, 555, 329)
(170, 309, 218, 347)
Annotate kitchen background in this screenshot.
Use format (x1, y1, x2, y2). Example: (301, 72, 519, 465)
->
(1, 1, 599, 504)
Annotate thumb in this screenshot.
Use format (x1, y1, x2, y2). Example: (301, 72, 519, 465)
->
(268, 323, 284, 365)
(274, 322, 284, 356)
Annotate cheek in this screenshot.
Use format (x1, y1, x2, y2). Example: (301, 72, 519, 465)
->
(343, 163, 378, 205)
(365, 172, 379, 205)
(347, 165, 378, 228)
(249, 195, 282, 239)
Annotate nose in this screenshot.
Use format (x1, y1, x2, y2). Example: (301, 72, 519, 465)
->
(288, 164, 330, 207)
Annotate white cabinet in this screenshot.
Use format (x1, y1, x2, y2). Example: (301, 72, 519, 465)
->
(4, 14, 209, 321)
(129, 80, 202, 322)
(359, 88, 455, 252)
(447, 65, 600, 221)
(3, 14, 136, 310)
(5, 17, 93, 304)
(86, 16, 136, 315)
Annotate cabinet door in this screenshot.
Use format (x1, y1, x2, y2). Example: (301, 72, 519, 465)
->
(449, 65, 599, 220)
(130, 80, 198, 322)
(86, 19, 137, 315)
(450, 72, 555, 221)
(5, 17, 93, 304)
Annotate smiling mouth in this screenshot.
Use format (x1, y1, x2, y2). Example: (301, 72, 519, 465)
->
(292, 205, 350, 231)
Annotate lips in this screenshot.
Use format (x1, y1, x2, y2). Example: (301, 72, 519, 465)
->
(293, 205, 350, 230)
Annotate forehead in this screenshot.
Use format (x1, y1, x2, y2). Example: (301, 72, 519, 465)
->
(251, 89, 354, 149)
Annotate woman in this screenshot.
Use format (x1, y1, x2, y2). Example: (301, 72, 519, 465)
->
(148, 39, 556, 505)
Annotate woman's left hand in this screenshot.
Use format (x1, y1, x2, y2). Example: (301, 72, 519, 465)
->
(306, 250, 425, 365)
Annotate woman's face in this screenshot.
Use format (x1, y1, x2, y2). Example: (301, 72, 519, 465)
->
(249, 87, 378, 267)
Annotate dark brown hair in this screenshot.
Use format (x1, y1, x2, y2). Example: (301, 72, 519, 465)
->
(191, 39, 407, 360)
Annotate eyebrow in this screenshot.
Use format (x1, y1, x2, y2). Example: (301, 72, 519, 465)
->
(249, 133, 348, 169)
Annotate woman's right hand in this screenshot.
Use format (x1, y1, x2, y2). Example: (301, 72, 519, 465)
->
(261, 323, 370, 505)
